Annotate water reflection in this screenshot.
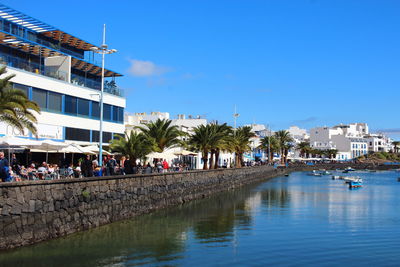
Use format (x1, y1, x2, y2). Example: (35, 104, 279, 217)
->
(0, 171, 399, 266)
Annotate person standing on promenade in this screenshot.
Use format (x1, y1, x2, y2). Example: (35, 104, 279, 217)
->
(162, 159, 169, 173)
(106, 155, 117, 176)
(0, 152, 10, 182)
(124, 156, 133, 175)
(82, 155, 93, 177)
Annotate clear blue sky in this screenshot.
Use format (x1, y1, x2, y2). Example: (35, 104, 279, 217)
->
(2, 0, 399, 138)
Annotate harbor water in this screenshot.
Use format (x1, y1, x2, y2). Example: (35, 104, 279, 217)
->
(0, 170, 399, 266)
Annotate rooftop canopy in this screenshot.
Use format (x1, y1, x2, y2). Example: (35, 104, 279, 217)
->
(0, 4, 122, 77)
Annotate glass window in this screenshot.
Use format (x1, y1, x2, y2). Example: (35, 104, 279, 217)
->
(13, 83, 29, 98)
(65, 127, 90, 142)
(112, 106, 119, 122)
(48, 92, 62, 112)
(92, 131, 113, 143)
(91, 101, 100, 119)
(65, 95, 77, 115)
(103, 104, 111, 121)
(118, 107, 124, 123)
(77, 98, 90, 116)
(32, 88, 47, 109)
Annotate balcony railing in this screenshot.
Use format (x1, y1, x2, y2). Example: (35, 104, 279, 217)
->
(0, 52, 124, 97)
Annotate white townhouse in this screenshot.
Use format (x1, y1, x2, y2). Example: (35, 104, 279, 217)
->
(310, 123, 369, 160)
(0, 4, 125, 145)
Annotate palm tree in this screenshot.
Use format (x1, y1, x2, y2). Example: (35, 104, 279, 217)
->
(227, 126, 255, 168)
(110, 131, 155, 166)
(274, 130, 294, 164)
(208, 123, 232, 169)
(258, 135, 279, 163)
(296, 141, 311, 158)
(136, 118, 184, 152)
(393, 141, 400, 154)
(189, 124, 214, 170)
(324, 149, 338, 159)
(0, 66, 40, 135)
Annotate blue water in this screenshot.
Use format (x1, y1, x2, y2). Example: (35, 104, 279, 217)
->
(0, 170, 399, 266)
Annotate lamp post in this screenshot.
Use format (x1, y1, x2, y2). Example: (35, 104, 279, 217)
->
(90, 24, 117, 167)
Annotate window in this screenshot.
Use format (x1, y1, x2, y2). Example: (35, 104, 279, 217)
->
(118, 107, 124, 123)
(32, 88, 47, 109)
(112, 106, 119, 122)
(65, 127, 90, 142)
(103, 104, 111, 121)
(91, 101, 100, 119)
(92, 130, 113, 143)
(65, 95, 77, 115)
(77, 98, 90, 116)
(48, 92, 62, 112)
(13, 83, 29, 97)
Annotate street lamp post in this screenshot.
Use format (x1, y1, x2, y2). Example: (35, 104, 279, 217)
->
(91, 24, 117, 167)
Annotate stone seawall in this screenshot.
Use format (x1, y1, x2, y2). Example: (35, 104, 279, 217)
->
(0, 165, 291, 250)
(0, 163, 396, 250)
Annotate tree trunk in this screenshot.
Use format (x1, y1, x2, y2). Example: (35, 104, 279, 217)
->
(214, 149, 220, 169)
(209, 149, 215, 169)
(202, 150, 208, 170)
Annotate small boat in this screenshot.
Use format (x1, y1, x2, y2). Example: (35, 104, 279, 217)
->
(349, 180, 363, 188)
(332, 175, 341, 180)
(343, 176, 362, 184)
(369, 170, 377, 173)
(343, 167, 356, 173)
(284, 174, 289, 177)
(309, 173, 322, 177)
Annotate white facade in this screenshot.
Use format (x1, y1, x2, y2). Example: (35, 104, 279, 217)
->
(0, 6, 125, 146)
(310, 123, 369, 160)
(1, 62, 125, 146)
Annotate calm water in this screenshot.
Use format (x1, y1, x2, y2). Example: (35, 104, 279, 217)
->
(1, 170, 400, 267)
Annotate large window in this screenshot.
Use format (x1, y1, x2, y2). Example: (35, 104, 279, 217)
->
(48, 92, 62, 112)
(92, 130, 113, 143)
(118, 107, 124, 123)
(65, 96, 77, 115)
(65, 127, 90, 142)
(32, 88, 47, 109)
(13, 83, 29, 97)
(103, 104, 111, 121)
(77, 98, 90, 116)
(91, 101, 100, 119)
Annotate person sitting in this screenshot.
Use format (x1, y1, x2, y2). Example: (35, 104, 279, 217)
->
(27, 164, 37, 180)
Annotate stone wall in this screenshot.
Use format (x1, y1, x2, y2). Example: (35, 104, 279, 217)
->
(0, 163, 396, 250)
(0, 165, 289, 250)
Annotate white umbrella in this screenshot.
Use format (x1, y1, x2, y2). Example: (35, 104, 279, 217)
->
(0, 136, 42, 147)
(34, 139, 68, 162)
(84, 145, 112, 155)
(174, 149, 197, 156)
(148, 150, 177, 159)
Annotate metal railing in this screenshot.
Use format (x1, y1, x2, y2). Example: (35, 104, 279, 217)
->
(0, 53, 124, 97)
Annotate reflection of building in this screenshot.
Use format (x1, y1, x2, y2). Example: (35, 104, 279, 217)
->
(0, 4, 125, 145)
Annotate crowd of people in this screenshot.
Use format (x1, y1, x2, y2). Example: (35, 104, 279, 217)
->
(0, 151, 192, 182)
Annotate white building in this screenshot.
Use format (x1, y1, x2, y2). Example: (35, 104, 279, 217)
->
(0, 5, 125, 145)
(310, 123, 369, 160)
(365, 134, 393, 153)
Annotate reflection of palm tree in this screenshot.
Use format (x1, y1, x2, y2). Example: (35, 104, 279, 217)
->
(260, 188, 290, 208)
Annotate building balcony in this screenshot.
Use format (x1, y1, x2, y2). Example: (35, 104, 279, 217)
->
(0, 52, 124, 97)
